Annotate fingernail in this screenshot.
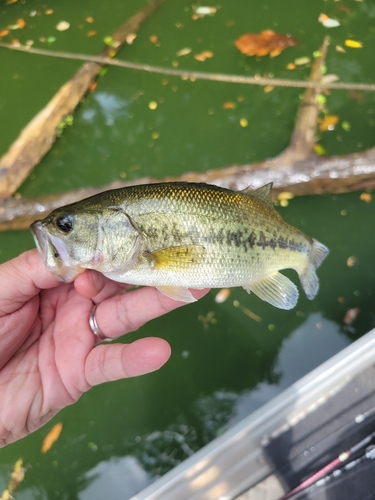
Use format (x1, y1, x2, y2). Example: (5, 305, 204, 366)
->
(89, 271, 104, 293)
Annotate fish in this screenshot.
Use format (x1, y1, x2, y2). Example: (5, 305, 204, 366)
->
(30, 182, 329, 310)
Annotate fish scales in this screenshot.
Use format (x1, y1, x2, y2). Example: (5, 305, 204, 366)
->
(30, 182, 329, 309)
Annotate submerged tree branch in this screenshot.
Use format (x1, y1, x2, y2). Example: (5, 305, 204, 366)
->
(1, 35, 374, 231)
(0, 0, 163, 199)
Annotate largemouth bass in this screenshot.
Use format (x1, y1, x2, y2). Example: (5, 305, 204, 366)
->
(30, 182, 329, 310)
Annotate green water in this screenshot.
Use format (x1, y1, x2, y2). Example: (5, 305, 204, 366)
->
(1, 0, 375, 497)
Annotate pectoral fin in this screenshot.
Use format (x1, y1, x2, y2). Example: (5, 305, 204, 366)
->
(244, 272, 298, 310)
(147, 245, 205, 269)
(156, 286, 197, 303)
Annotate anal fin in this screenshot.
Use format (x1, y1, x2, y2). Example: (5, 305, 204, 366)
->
(147, 245, 205, 269)
(156, 286, 197, 303)
(244, 272, 298, 310)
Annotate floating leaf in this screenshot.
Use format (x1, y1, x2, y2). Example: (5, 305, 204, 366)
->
(194, 50, 214, 61)
(318, 13, 340, 28)
(345, 39, 363, 48)
(294, 56, 310, 65)
(235, 30, 298, 58)
(319, 114, 339, 131)
(360, 192, 372, 203)
(287, 62, 296, 70)
(149, 34, 158, 43)
(148, 101, 157, 110)
(342, 121, 351, 131)
(223, 101, 236, 109)
(239, 118, 248, 127)
(87, 30, 97, 37)
(176, 47, 192, 56)
(6, 0, 18, 4)
(46, 36, 56, 43)
(86, 16, 94, 23)
(0, 30, 9, 38)
(347, 256, 357, 267)
(45, 9, 53, 15)
(264, 85, 274, 93)
(314, 143, 326, 155)
(215, 288, 231, 303)
(336, 45, 346, 53)
(125, 33, 136, 45)
(56, 21, 70, 31)
(344, 307, 360, 325)
(193, 6, 217, 17)
(16, 18, 26, 29)
(41, 423, 63, 453)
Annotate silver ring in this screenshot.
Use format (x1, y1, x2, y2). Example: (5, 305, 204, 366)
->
(89, 304, 110, 341)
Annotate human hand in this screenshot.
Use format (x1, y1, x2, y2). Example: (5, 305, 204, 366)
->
(0, 249, 208, 447)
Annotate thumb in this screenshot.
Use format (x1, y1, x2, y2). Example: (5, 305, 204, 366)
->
(0, 250, 59, 316)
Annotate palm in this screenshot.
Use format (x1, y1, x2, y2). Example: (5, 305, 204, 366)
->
(0, 284, 94, 445)
(0, 250, 208, 447)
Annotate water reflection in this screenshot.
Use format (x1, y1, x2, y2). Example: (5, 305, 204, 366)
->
(79, 456, 152, 500)
(93, 92, 129, 126)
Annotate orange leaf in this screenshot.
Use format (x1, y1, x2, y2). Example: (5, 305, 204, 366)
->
(87, 30, 97, 37)
(319, 114, 339, 131)
(235, 30, 298, 57)
(86, 16, 94, 23)
(0, 29, 9, 38)
(16, 18, 26, 29)
(41, 423, 63, 453)
(194, 50, 214, 61)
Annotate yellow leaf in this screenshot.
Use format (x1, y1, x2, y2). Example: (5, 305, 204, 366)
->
(194, 50, 214, 61)
(41, 423, 63, 453)
(345, 39, 363, 48)
(319, 114, 339, 131)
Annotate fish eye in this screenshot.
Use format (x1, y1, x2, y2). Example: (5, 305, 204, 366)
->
(55, 214, 73, 234)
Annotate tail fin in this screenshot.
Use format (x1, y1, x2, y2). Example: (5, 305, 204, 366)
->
(300, 238, 329, 300)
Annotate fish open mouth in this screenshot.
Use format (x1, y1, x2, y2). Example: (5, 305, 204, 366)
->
(30, 220, 82, 282)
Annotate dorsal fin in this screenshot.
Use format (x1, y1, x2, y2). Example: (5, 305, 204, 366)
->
(243, 183, 274, 207)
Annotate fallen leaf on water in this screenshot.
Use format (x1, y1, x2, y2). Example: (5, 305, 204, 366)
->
(149, 34, 158, 43)
(347, 256, 357, 267)
(318, 13, 340, 28)
(294, 56, 311, 66)
(194, 50, 214, 61)
(239, 118, 248, 127)
(125, 33, 136, 45)
(360, 192, 372, 203)
(89, 82, 97, 92)
(319, 114, 339, 131)
(176, 47, 191, 56)
(287, 62, 296, 70)
(9, 458, 25, 491)
(16, 18, 26, 29)
(314, 143, 326, 155)
(0, 30, 9, 38)
(56, 21, 70, 31)
(87, 30, 97, 37)
(6, 0, 18, 4)
(86, 16, 94, 23)
(148, 101, 157, 110)
(41, 423, 63, 453)
(345, 39, 363, 48)
(215, 288, 231, 303)
(11, 39, 20, 47)
(223, 101, 236, 109)
(193, 6, 217, 17)
(344, 307, 360, 325)
(264, 85, 274, 93)
(45, 9, 53, 15)
(235, 30, 298, 58)
(336, 45, 346, 53)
